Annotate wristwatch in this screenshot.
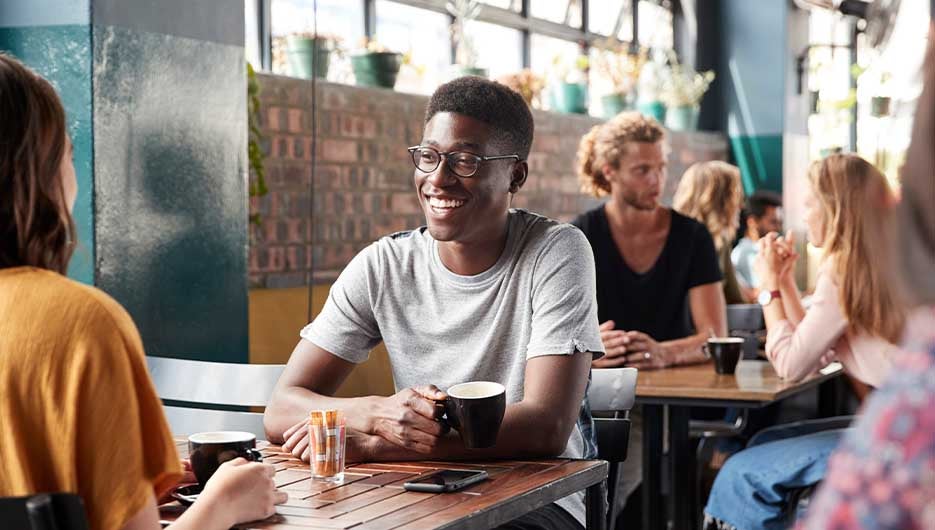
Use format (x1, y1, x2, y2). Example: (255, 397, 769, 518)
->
(757, 289, 782, 307)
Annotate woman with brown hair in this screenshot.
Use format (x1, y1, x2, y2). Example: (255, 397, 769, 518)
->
(702, 153, 904, 530)
(0, 53, 286, 530)
(673, 161, 748, 304)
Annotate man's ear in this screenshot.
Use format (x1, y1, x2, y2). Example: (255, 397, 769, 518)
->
(509, 161, 529, 193)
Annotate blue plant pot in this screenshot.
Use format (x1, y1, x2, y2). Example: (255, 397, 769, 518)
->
(552, 82, 588, 114)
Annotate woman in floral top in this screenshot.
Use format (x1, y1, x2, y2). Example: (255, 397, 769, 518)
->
(801, 16, 935, 530)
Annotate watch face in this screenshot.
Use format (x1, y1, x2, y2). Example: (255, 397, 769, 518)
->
(757, 290, 771, 306)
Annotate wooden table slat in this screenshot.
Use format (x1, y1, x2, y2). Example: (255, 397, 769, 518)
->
(392, 460, 607, 530)
(351, 492, 476, 530)
(329, 491, 434, 526)
(308, 486, 407, 518)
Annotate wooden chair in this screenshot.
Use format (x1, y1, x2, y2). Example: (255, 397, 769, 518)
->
(0, 493, 89, 530)
(146, 356, 285, 438)
(588, 367, 638, 529)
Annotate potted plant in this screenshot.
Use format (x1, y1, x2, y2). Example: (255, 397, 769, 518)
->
(659, 57, 715, 131)
(635, 51, 669, 123)
(283, 32, 339, 79)
(870, 71, 893, 117)
(447, 0, 487, 78)
(496, 69, 546, 108)
(591, 40, 647, 119)
(351, 38, 405, 89)
(549, 54, 590, 114)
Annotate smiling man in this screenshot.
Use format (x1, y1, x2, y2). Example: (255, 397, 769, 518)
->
(264, 76, 604, 530)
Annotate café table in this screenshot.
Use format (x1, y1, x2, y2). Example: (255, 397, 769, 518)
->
(160, 438, 609, 529)
(636, 360, 843, 530)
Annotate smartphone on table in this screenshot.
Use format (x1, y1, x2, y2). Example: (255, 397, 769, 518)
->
(402, 469, 489, 493)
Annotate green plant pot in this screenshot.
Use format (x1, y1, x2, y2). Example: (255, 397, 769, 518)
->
(637, 100, 666, 123)
(351, 52, 403, 89)
(601, 93, 633, 119)
(285, 35, 331, 79)
(552, 82, 588, 114)
(665, 104, 700, 131)
(870, 96, 891, 117)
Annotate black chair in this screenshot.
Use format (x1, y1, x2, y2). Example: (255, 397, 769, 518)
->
(0, 493, 89, 530)
(588, 367, 638, 529)
(727, 303, 765, 359)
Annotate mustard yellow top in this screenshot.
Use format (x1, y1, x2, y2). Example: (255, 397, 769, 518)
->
(0, 267, 182, 530)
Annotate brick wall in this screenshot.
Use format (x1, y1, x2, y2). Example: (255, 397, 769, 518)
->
(250, 74, 729, 288)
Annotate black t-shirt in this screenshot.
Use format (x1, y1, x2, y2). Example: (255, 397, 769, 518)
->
(572, 206, 722, 342)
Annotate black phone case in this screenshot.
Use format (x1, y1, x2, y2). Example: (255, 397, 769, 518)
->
(402, 470, 489, 493)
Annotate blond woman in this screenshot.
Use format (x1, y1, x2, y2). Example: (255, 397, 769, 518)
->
(703, 154, 904, 530)
(673, 161, 748, 304)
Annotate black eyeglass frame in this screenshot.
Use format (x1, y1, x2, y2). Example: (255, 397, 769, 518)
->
(407, 145, 522, 178)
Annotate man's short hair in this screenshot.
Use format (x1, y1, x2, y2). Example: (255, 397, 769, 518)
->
(425, 76, 534, 159)
(746, 191, 783, 218)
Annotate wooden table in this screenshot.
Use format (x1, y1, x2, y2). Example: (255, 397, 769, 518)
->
(161, 439, 608, 530)
(635, 360, 843, 530)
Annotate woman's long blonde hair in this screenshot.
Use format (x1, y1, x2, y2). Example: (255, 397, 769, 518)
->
(811, 154, 904, 342)
(672, 161, 744, 251)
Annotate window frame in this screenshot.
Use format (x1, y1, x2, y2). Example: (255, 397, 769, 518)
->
(250, 0, 674, 73)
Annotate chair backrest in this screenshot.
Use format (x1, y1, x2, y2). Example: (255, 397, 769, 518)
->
(588, 367, 638, 412)
(727, 304, 765, 359)
(727, 303, 764, 332)
(146, 356, 285, 438)
(0, 493, 89, 530)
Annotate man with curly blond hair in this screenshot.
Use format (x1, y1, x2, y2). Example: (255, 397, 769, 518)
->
(572, 111, 727, 525)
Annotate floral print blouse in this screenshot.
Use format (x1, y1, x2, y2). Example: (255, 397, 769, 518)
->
(801, 307, 935, 529)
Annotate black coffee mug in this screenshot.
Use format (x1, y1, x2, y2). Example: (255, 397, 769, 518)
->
(436, 381, 506, 449)
(704, 338, 745, 375)
(188, 431, 263, 488)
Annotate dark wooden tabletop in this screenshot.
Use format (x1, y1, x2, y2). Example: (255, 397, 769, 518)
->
(161, 438, 608, 530)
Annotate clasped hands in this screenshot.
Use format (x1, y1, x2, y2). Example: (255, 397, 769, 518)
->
(593, 320, 672, 370)
(753, 231, 799, 290)
(280, 386, 450, 462)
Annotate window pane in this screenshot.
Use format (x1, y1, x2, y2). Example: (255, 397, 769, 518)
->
(637, 1, 673, 49)
(478, 0, 520, 10)
(270, 0, 365, 77)
(530, 34, 583, 110)
(466, 20, 523, 79)
(375, 1, 450, 95)
(588, 0, 633, 42)
(531, 0, 582, 28)
(808, 9, 852, 46)
(245, 0, 261, 68)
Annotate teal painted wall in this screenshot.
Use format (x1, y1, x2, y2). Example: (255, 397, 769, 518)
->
(730, 135, 783, 193)
(719, 0, 787, 193)
(0, 25, 95, 284)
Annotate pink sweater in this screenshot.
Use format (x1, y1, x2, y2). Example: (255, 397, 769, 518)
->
(765, 266, 899, 387)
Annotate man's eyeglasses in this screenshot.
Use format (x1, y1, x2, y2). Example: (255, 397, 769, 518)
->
(407, 145, 521, 178)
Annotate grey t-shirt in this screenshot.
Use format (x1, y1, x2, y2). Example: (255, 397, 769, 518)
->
(301, 209, 604, 525)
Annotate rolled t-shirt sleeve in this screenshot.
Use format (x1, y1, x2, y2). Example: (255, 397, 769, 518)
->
(300, 243, 383, 363)
(526, 226, 604, 359)
(687, 224, 723, 288)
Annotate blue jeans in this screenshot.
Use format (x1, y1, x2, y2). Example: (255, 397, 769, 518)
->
(703, 416, 854, 530)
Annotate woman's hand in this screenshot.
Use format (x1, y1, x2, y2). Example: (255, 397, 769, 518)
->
(195, 458, 288, 528)
(755, 232, 797, 290)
